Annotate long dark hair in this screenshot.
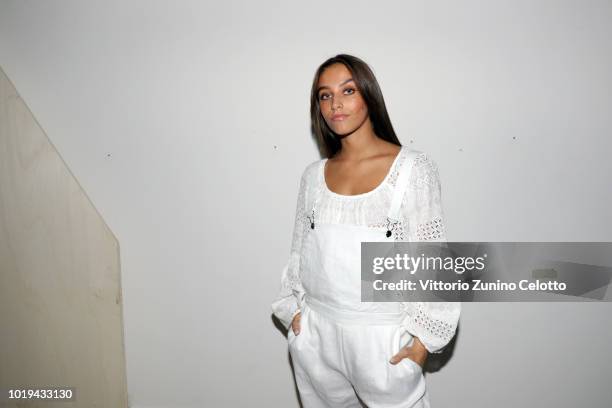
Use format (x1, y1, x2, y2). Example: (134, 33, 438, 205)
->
(310, 54, 401, 158)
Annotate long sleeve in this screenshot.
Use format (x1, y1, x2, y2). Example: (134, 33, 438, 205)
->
(399, 153, 461, 354)
(271, 169, 309, 330)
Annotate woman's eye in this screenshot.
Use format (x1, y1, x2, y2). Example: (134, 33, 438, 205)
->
(319, 88, 355, 100)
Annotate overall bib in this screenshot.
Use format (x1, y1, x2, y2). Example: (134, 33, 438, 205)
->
(288, 148, 430, 408)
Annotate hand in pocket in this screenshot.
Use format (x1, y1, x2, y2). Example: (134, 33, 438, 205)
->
(389, 335, 428, 369)
(291, 311, 302, 336)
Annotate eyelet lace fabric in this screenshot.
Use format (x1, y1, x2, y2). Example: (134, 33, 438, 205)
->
(271, 149, 461, 353)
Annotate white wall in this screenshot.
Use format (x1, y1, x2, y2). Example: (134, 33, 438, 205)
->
(1, 0, 611, 406)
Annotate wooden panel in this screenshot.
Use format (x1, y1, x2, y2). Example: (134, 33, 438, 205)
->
(0, 67, 128, 407)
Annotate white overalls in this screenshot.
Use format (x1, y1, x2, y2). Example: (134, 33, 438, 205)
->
(288, 148, 430, 408)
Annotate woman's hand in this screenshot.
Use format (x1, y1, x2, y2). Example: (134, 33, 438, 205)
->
(291, 312, 302, 335)
(389, 336, 428, 368)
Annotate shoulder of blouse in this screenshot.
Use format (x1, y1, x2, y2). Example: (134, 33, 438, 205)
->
(299, 158, 324, 186)
(410, 150, 441, 182)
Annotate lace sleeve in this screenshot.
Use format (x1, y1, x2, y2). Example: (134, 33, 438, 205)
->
(399, 153, 461, 354)
(270, 169, 308, 330)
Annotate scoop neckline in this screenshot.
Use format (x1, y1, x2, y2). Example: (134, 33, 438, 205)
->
(321, 146, 405, 199)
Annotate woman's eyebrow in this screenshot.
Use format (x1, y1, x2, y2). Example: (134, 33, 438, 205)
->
(317, 78, 354, 93)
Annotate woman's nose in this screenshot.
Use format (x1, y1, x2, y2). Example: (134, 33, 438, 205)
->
(331, 95, 344, 111)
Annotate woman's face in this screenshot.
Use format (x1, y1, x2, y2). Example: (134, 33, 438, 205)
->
(317, 63, 370, 137)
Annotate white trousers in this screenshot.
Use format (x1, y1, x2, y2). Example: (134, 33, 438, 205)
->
(288, 297, 430, 408)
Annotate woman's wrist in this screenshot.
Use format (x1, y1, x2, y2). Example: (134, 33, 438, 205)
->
(411, 337, 429, 366)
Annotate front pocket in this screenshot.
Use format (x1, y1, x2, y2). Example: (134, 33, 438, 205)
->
(287, 323, 299, 345)
(395, 326, 423, 374)
(287, 327, 295, 343)
(400, 355, 423, 372)
(288, 309, 308, 346)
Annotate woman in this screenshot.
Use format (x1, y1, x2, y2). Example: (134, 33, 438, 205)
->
(271, 54, 461, 408)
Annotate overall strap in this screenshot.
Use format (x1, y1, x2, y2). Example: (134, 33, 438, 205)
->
(305, 163, 325, 229)
(386, 149, 421, 222)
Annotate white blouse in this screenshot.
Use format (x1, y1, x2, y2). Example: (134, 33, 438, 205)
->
(271, 148, 461, 354)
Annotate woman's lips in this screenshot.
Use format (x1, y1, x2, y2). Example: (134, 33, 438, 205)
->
(331, 114, 348, 121)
